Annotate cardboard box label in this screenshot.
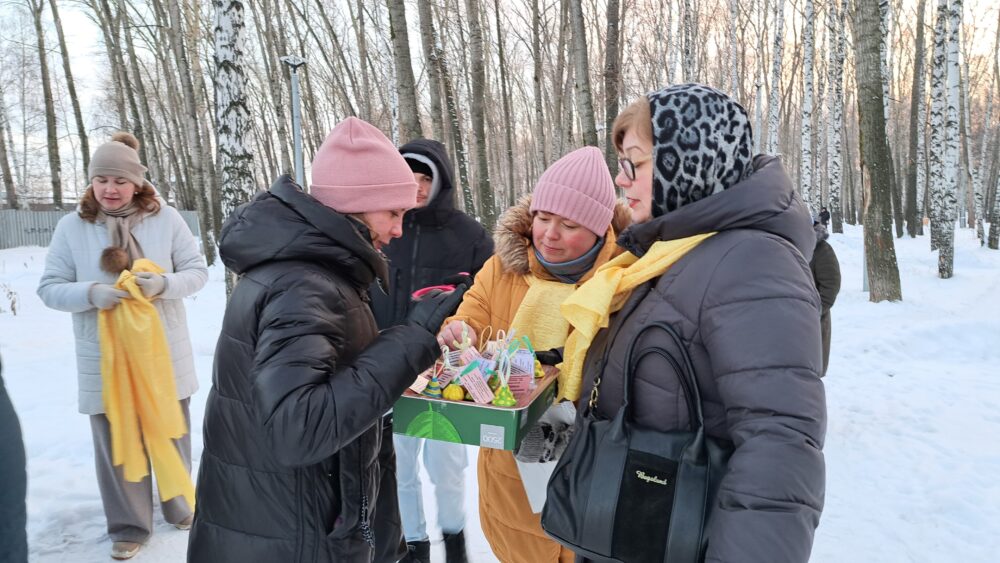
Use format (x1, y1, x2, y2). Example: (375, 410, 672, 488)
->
(480, 424, 506, 449)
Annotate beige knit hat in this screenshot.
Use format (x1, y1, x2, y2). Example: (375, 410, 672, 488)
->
(88, 132, 149, 188)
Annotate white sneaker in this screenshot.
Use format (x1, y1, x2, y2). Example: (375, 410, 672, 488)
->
(111, 541, 141, 560)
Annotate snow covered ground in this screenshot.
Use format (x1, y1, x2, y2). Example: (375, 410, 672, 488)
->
(1, 223, 998, 562)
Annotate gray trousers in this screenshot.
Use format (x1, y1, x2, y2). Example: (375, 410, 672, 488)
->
(89, 398, 193, 543)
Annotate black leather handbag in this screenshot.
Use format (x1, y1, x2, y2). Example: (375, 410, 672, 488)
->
(541, 321, 732, 563)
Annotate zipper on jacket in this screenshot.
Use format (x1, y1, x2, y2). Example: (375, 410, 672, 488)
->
(408, 222, 422, 301)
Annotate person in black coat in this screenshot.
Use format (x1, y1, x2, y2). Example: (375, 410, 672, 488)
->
(810, 219, 841, 376)
(0, 354, 28, 563)
(187, 118, 466, 563)
(370, 139, 493, 563)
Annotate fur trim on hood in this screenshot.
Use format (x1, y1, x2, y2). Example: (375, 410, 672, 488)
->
(494, 194, 632, 276)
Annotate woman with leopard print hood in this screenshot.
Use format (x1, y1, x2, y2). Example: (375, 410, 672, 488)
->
(558, 84, 826, 562)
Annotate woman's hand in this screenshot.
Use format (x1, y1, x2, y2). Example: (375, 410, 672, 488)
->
(89, 283, 129, 310)
(437, 320, 477, 350)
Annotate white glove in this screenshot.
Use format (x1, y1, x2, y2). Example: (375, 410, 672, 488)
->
(89, 284, 129, 310)
(134, 272, 166, 298)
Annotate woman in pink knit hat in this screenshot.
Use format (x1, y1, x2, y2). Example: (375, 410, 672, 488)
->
(436, 146, 631, 563)
(189, 117, 468, 563)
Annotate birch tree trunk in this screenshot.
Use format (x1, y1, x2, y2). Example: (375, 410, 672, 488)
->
(215, 0, 255, 219)
(989, 8, 1000, 249)
(827, 0, 846, 233)
(929, 0, 949, 252)
(417, 0, 444, 141)
(532, 0, 547, 168)
(729, 0, 739, 94)
(356, 0, 372, 121)
(853, 0, 902, 301)
(214, 0, 255, 293)
(879, 0, 904, 237)
(494, 0, 515, 206)
(386, 0, 422, 142)
(47, 0, 89, 175)
(766, 0, 785, 155)
(800, 0, 815, 209)
(967, 78, 988, 244)
(29, 0, 62, 208)
(167, 0, 215, 264)
(0, 96, 15, 207)
(569, 0, 598, 147)
(906, 0, 928, 237)
(464, 0, 495, 227)
(603, 0, 621, 171)
(939, 0, 962, 278)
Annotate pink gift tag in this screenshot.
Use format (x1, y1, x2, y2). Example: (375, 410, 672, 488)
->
(437, 367, 457, 388)
(460, 366, 495, 404)
(409, 375, 429, 394)
(459, 347, 482, 366)
(510, 349, 536, 375)
(507, 373, 535, 399)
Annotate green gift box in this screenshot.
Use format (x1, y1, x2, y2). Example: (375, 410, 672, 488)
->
(393, 368, 559, 450)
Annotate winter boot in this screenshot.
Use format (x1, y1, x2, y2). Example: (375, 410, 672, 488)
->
(174, 514, 194, 530)
(442, 530, 468, 563)
(400, 539, 430, 563)
(110, 541, 142, 560)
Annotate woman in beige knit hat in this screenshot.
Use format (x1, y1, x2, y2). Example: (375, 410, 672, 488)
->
(37, 132, 208, 560)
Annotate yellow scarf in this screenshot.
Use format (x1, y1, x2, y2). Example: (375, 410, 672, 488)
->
(509, 275, 577, 353)
(98, 258, 195, 508)
(558, 233, 715, 401)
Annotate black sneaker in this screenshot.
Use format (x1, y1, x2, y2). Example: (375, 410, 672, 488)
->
(400, 540, 430, 563)
(442, 530, 468, 563)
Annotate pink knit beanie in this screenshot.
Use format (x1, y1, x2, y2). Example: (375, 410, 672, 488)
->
(310, 117, 418, 213)
(530, 146, 616, 236)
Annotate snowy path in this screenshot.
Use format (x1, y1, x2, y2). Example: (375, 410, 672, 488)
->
(1, 223, 997, 562)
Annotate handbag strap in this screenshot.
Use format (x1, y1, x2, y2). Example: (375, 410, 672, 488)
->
(594, 320, 704, 434)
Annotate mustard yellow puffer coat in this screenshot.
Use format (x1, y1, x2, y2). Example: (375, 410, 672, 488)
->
(445, 196, 629, 563)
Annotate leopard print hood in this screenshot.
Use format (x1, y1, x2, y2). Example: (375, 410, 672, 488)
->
(647, 83, 754, 217)
(494, 195, 632, 276)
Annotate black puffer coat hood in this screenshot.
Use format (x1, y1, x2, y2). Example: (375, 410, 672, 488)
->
(371, 141, 494, 329)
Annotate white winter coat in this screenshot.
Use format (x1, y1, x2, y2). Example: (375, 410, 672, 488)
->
(37, 205, 208, 414)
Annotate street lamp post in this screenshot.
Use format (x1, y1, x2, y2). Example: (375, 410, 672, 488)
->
(280, 55, 307, 189)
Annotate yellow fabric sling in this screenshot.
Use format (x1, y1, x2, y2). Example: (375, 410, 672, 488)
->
(98, 258, 195, 508)
(558, 233, 715, 402)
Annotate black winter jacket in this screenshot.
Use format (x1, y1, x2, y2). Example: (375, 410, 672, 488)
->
(187, 177, 439, 563)
(580, 156, 826, 563)
(371, 139, 494, 329)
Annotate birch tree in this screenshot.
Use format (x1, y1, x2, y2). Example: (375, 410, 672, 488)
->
(906, 0, 929, 237)
(28, 0, 62, 208)
(215, 0, 255, 220)
(386, 0, 422, 142)
(939, 0, 962, 278)
(766, 0, 785, 155)
(603, 0, 621, 171)
(800, 0, 815, 209)
(827, 0, 846, 232)
(853, 0, 902, 301)
(569, 0, 598, 147)
(465, 0, 496, 227)
(928, 0, 949, 252)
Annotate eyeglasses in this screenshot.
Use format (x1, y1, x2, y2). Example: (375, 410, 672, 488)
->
(618, 154, 652, 181)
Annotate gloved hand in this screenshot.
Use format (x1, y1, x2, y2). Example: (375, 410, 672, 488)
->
(514, 401, 577, 463)
(134, 271, 167, 298)
(405, 284, 468, 334)
(535, 347, 564, 366)
(89, 283, 129, 310)
(440, 272, 474, 289)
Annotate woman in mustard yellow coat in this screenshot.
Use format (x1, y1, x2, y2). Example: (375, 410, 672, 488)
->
(438, 147, 629, 563)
